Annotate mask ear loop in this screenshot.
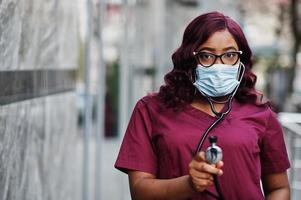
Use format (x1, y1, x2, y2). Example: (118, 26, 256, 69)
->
(185, 70, 198, 96)
(190, 68, 200, 96)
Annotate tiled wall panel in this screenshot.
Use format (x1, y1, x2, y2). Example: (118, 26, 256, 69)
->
(0, 94, 81, 200)
(0, 0, 80, 199)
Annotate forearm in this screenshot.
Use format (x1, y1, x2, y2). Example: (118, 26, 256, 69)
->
(262, 172, 290, 200)
(130, 175, 198, 200)
(265, 186, 290, 200)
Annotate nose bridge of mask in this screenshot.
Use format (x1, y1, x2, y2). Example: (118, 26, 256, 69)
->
(197, 63, 239, 79)
(196, 62, 238, 73)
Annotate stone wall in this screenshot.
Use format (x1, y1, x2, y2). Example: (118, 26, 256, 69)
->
(0, 1, 81, 200)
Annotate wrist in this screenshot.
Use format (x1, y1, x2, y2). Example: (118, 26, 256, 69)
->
(187, 175, 208, 194)
(186, 175, 203, 194)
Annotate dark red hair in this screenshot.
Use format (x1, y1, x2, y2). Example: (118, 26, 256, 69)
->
(158, 11, 263, 109)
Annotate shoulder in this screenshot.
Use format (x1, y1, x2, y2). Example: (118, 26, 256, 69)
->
(233, 100, 278, 126)
(234, 99, 274, 115)
(136, 92, 164, 111)
(134, 93, 177, 120)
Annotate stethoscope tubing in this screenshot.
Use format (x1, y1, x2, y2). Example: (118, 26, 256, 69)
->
(194, 63, 245, 153)
(193, 63, 246, 200)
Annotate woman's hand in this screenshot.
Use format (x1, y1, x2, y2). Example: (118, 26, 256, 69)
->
(188, 151, 224, 192)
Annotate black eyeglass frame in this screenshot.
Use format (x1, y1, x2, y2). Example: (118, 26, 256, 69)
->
(193, 50, 243, 67)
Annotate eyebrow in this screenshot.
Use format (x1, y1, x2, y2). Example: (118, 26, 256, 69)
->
(198, 46, 238, 52)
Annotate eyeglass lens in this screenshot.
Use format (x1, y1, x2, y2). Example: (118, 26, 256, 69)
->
(196, 52, 240, 67)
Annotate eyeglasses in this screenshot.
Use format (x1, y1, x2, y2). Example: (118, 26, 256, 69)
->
(193, 51, 242, 67)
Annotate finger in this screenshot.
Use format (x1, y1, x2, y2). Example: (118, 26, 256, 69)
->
(199, 151, 206, 161)
(200, 163, 223, 176)
(189, 173, 214, 193)
(191, 153, 223, 176)
(192, 178, 214, 190)
(194, 151, 205, 162)
(190, 168, 214, 181)
(216, 160, 224, 169)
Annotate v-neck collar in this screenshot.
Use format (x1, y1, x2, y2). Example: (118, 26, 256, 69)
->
(184, 99, 237, 121)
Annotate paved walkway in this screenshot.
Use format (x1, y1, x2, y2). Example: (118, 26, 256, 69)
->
(78, 124, 131, 200)
(100, 138, 131, 200)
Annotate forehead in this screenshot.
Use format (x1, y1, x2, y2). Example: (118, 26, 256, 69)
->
(198, 30, 238, 51)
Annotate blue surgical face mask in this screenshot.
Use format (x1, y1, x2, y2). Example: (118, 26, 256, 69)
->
(193, 63, 241, 97)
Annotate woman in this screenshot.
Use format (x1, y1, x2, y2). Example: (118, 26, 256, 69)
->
(115, 11, 290, 200)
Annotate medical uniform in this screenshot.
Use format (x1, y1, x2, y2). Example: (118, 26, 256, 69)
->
(115, 94, 290, 199)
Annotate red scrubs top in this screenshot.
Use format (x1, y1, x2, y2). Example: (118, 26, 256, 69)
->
(115, 94, 290, 199)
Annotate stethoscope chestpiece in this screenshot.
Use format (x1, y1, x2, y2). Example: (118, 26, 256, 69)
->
(205, 136, 223, 164)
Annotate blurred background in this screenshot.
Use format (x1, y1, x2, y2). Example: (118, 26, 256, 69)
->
(0, 0, 301, 200)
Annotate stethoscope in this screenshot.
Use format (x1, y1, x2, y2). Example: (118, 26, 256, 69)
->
(193, 62, 246, 200)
